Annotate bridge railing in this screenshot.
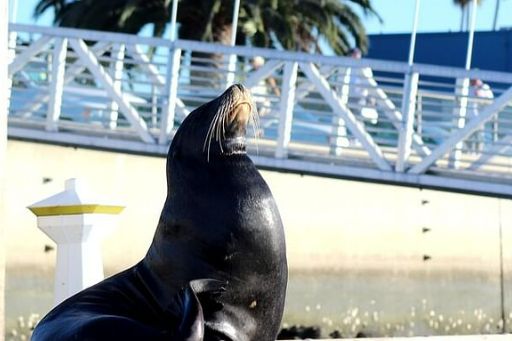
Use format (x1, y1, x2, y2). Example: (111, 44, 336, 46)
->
(7, 24, 512, 188)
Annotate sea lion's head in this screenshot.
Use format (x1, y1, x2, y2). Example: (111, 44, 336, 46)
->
(170, 83, 256, 162)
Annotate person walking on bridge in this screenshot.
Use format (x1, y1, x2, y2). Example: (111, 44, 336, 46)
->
(468, 78, 494, 152)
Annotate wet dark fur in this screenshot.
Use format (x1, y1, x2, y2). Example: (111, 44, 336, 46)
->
(32, 84, 288, 341)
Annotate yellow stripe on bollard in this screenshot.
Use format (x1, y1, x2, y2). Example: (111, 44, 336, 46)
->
(28, 204, 124, 216)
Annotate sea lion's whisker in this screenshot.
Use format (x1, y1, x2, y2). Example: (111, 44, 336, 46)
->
(221, 105, 228, 138)
(203, 117, 215, 151)
(203, 111, 218, 152)
(215, 103, 226, 153)
(209, 111, 223, 160)
(204, 89, 256, 159)
(205, 109, 223, 162)
(204, 103, 224, 150)
(250, 110, 260, 155)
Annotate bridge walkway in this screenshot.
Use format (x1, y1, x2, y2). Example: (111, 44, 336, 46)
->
(7, 24, 512, 197)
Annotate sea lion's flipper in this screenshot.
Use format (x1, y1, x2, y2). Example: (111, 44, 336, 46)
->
(174, 279, 227, 341)
(190, 279, 226, 296)
(175, 283, 205, 341)
(190, 279, 227, 313)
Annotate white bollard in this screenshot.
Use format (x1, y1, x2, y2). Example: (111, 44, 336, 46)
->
(28, 178, 124, 306)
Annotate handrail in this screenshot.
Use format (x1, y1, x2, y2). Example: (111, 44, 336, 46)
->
(11, 23, 512, 83)
(7, 24, 512, 197)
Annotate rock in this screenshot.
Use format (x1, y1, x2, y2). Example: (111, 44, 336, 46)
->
(277, 325, 322, 339)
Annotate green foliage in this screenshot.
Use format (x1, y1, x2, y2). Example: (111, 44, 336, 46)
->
(33, 0, 381, 55)
(453, 0, 483, 7)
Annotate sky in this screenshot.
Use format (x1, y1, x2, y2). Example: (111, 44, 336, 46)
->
(10, 0, 512, 36)
(360, 0, 512, 34)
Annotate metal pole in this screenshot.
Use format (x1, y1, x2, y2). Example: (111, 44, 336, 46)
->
(448, 0, 478, 169)
(230, 0, 240, 47)
(465, 0, 478, 70)
(396, 0, 421, 172)
(498, 199, 507, 333)
(9, 0, 17, 23)
(225, 0, 241, 87)
(407, 0, 421, 66)
(493, 0, 501, 31)
(460, 6, 465, 31)
(8, 0, 18, 64)
(0, 1, 9, 339)
(169, 0, 178, 41)
(275, 62, 298, 159)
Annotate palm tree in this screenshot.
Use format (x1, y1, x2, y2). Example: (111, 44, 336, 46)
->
(242, 0, 380, 55)
(34, 0, 380, 55)
(34, 0, 171, 39)
(34, 0, 380, 88)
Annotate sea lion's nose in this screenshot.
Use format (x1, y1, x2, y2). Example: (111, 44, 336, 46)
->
(232, 83, 246, 92)
(224, 84, 250, 99)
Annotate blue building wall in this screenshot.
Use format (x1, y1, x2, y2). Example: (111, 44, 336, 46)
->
(367, 30, 512, 73)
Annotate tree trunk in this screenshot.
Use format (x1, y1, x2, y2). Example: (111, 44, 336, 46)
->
(179, 0, 236, 90)
(187, 29, 233, 90)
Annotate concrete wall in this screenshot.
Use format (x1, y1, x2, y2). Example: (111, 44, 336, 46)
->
(2, 141, 512, 270)
(4, 139, 512, 336)
(3, 139, 512, 274)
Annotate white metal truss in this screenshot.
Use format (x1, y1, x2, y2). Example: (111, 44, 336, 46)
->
(107, 43, 126, 130)
(300, 62, 392, 171)
(68, 38, 154, 143)
(46, 38, 68, 132)
(275, 62, 298, 159)
(159, 47, 182, 144)
(127, 44, 189, 124)
(409, 85, 512, 174)
(8, 36, 53, 77)
(16, 41, 112, 118)
(6, 23, 512, 197)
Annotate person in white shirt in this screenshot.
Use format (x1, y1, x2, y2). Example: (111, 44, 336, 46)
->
(249, 56, 280, 117)
(468, 78, 494, 152)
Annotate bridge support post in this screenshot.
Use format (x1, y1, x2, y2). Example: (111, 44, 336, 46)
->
(0, 2, 8, 338)
(448, 77, 470, 169)
(108, 43, 125, 130)
(6, 15, 17, 118)
(329, 67, 350, 156)
(46, 38, 68, 132)
(159, 46, 182, 145)
(396, 71, 419, 172)
(275, 62, 298, 159)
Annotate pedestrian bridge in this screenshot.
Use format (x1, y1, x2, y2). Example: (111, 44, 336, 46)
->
(7, 24, 512, 198)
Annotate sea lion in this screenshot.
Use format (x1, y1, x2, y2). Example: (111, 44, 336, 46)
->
(32, 84, 288, 341)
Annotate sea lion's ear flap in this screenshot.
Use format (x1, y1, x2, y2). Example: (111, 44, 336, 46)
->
(189, 279, 226, 296)
(174, 283, 205, 341)
(174, 279, 226, 340)
(190, 279, 227, 315)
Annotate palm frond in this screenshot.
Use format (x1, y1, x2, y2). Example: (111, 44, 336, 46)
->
(346, 0, 383, 22)
(328, 1, 369, 53)
(33, 0, 381, 56)
(33, 0, 67, 23)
